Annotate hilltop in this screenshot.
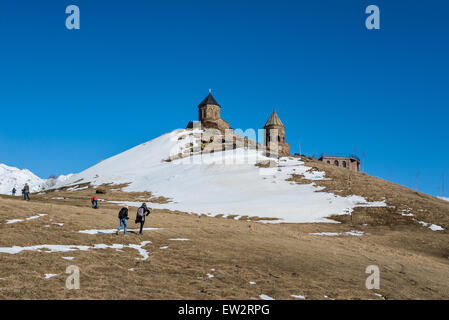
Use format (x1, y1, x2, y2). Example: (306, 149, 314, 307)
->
(50, 129, 386, 223)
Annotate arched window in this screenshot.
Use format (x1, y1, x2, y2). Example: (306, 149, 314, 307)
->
(277, 136, 280, 142)
(327, 160, 330, 164)
(334, 160, 339, 166)
(342, 161, 347, 168)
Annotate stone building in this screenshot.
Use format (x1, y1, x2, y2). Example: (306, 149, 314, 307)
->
(318, 153, 361, 172)
(186, 92, 230, 132)
(264, 109, 290, 157)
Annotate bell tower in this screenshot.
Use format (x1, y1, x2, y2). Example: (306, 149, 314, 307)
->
(264, 109, 290, 157)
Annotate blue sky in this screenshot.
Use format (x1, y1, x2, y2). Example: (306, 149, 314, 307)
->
(0, 0, 448, 196)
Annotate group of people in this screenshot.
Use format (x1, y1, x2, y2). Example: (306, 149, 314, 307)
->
(11, 186, 152, 235)
(11, 183, 30, 200)
(116, 203, 151, 235)
(90, 196, 151, 235)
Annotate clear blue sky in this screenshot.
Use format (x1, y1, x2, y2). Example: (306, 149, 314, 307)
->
(0, 0, 448, 196)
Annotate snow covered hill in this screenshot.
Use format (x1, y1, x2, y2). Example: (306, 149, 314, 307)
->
(439, 197, 449, 202)
(0, 163, 45, 195)
(0, 163, 73, 195)
(54, 129, 385, 223)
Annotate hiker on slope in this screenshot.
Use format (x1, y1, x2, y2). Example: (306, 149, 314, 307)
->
(12, 188, 16, 196)
(135, 203, 151, 235)
(23, 184, 30, 201)
(116, 206, 129, 235)
(91, 196, 99, 209)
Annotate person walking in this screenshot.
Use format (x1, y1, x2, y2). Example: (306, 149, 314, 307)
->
(91, 196, 99, 209)
(12, 188, 16, 196)
(116, 206, 129, 235)
(23, 184, 30, 201)
(135, 203, 151, 235)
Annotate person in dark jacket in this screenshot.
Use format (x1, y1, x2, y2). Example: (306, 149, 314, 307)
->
(23, 184, 30, 200)
(116, 206, 129, 235)
(135, 203, 151, 235)
(12, 188, 16, 196)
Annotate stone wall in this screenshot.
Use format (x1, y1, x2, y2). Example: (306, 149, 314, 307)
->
(320, 156, 360, 172)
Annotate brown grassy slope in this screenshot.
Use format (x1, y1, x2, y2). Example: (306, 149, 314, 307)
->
(290, 156, 449, 229)
(0, 178, 449, 299)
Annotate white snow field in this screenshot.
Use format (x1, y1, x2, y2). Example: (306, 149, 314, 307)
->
(438, 197, 449, 202)
(0, 163, 73, 195)
(52, 129, 386, 223)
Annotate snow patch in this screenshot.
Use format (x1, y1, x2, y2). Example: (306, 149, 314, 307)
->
(0, 241, 152, 260)
(310, 230, 365, 237)
(6, 219, 24, 224)
(5, 213, 47, 224)
(413, 219, 445, 231)
(67, 185, 89, 192)
(79, 228, 160, 234)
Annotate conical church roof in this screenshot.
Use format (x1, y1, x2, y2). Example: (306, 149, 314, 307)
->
(264, 109, 284, 127)
(198, 93, 221, 108)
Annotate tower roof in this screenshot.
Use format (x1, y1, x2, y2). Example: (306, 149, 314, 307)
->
(264, 109, 284, 127)
(198, 93, 221, 108)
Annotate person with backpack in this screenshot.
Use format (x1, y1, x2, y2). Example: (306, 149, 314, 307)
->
(12, 188, 16, 196)
(116, 206, 129, 235)
(135, 203, 151, 235)
(91, 196, 99, 209)
(23, 184, 30, 200)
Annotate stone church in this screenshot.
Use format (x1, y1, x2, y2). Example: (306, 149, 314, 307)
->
(187, 92, 290, 157)
(186, 92, 231, 132)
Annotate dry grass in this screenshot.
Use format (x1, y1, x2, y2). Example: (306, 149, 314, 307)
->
(0, 161, 448, 300)
(290, 156, 449, 227)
